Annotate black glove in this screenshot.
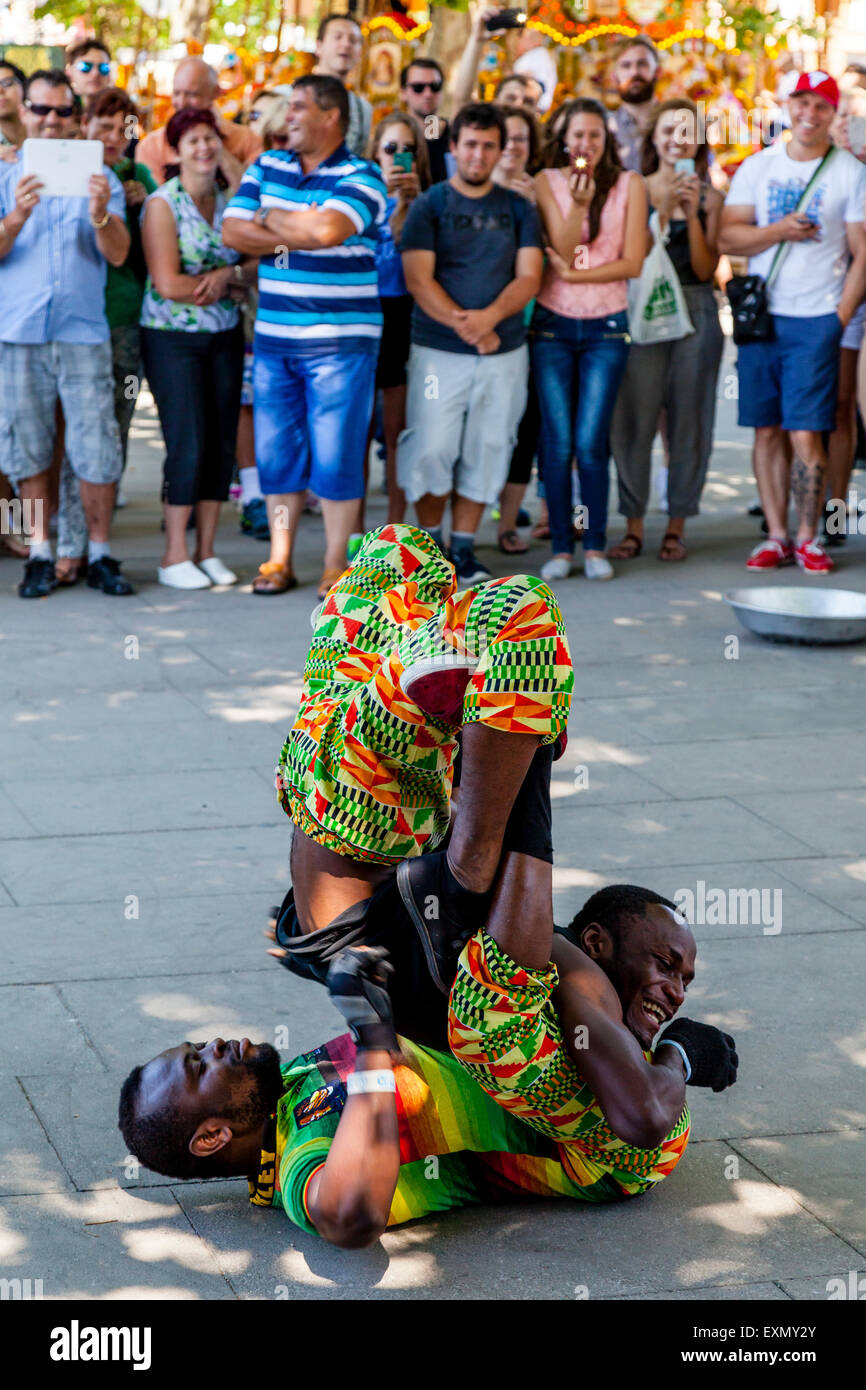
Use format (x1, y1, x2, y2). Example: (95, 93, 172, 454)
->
(657, 1018, 738, 1092)
(326, 946, 397, 1053)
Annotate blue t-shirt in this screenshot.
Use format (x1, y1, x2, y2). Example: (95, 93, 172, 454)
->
(376, 195, 408, 298)
(399, 181, 542, 355)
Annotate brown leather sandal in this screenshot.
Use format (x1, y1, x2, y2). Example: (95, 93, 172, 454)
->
(498, 529, 530, 555)
(658, 531, 687, 562)
(607, 533, 643, 560)
(317, 566, 345, 600)
(253, 560, 298, 595)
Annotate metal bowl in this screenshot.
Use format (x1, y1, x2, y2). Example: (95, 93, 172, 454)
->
(724, 586, 866, 645)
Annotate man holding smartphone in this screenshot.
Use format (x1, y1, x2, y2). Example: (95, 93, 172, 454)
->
(720, 71, 866, 574)
(0, 68, 134, 599)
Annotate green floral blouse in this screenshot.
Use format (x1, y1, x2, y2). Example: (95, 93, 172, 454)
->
(140, 177, 240, 334)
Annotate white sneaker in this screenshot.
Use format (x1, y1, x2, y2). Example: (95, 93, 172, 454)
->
(584, 555, 614, 581)
(158, 560, 211, 589)
(197, 556, 237, 586)
(540, 556, 573, 582)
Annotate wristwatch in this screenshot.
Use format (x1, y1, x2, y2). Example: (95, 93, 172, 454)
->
(255, 206, 272, 228)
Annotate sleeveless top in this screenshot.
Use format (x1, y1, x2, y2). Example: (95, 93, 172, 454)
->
(537, 167, 635, 320)
(140, 176, 240, 334)
(661, 187, 709, 288)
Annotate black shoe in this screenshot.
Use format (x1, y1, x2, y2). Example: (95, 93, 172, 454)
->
(18, 557, 57, 599)
(86, 555, 134, 595)
(396, 855, 490, 995)
(449, 547, 492, 586)
(240, 497, 270, 541)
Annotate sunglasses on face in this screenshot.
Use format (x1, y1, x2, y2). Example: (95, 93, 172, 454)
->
(407, 80, 442, 94)
(75, 60, 111, 75)
(382, 140, 417, 156)
(25, 100, 75, 118)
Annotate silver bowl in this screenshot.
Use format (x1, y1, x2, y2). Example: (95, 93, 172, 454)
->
(724, 586, 866, 645)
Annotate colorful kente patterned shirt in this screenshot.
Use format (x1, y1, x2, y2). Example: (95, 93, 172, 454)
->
(276, 524, 573, 864)
(251, 1033, 633, 1236)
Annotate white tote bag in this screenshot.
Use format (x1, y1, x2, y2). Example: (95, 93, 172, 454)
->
(627, 209, 695, 346)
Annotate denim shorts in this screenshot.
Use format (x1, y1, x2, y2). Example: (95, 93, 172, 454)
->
(0, 340, 122, 485)
(253, 346, 376, 500)
(737, 312, 843, 432)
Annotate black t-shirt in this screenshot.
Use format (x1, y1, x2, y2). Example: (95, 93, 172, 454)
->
(425, 119, 450, 184)
(400, 180, 543, 355)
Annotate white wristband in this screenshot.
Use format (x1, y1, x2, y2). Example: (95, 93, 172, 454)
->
(347, 1069, 396, 1096)
(655, 1039, 691, 1083)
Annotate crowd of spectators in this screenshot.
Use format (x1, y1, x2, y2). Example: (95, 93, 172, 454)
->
(1, 9, 865, 600)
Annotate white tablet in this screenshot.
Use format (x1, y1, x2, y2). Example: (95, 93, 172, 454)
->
(22, 138, 103, 198)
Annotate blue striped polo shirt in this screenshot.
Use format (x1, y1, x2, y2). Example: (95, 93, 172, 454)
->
(226, 143, 387, 355)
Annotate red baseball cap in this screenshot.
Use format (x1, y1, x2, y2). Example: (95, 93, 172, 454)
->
(791, 70, 840, 108)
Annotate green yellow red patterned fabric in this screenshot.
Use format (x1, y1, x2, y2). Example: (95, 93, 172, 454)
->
(447, 930, 691, 1196)
(276, 524, 573, 864)
(263, 1031, 627, 1237)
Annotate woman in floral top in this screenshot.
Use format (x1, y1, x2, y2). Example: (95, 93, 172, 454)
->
(140, 108, 254, 590)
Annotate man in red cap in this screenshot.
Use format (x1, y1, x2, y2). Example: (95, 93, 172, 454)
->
(720, 71, 866, 573)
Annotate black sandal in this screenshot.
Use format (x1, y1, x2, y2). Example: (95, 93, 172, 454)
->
(658, 531, 687, 562)
(498, 529, 530, 555)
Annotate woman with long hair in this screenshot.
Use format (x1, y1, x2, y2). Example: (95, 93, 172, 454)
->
(366, 110, 431, 525)
(608, 98, 723, 562)
(140, 108, 254, 589)
(532, 97, 647, 581)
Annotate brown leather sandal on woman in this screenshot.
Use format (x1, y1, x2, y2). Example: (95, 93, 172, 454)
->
(253, 560, 298, 595)
(607, 533, 643, 560)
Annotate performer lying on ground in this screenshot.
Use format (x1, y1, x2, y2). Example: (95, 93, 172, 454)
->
(118, 886, 738, 1248)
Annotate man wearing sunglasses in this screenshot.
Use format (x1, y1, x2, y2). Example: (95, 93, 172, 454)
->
(400, 58, 449, 184)
(65, 39, 113, 103)
(0, 69, 133, 599)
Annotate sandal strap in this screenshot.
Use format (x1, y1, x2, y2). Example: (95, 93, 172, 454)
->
(258, 560, 291, 579)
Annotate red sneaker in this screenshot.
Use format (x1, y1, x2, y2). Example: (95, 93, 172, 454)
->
(794, 538, 834, 574)
(746, 538, 794, 570)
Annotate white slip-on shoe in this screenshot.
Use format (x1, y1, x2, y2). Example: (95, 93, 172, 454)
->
(197, 556, 237, 586)
(584, 555, 614, 581)
(540, 556, 573, 582)
(158, 560, 211, 589)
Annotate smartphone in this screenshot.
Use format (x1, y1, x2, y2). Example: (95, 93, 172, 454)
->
(848, 114, 866, 158)
(675, 157, 695, 176)
(393, 150, 414, 173)
(484, 9, 527, 30)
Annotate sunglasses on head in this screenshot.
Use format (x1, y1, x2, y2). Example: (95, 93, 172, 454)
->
(408, 80, 442, 94)
(75, 60, 111, 75)
(25, 100, 75, 118)
(382, 140, 416, 155)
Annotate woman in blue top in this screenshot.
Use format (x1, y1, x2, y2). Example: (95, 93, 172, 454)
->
(368, 112, 430, 524)
(140, 108, 254, 590)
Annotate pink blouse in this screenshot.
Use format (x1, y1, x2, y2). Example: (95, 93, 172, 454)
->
(537, 167, 636, 320)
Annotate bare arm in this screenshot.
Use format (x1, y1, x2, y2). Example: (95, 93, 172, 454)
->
(452, 245, 543, 347)
(449, 4, 501, 112)
(142, 196, 210, 303)
(305, 1048, 400, 1249)
(550, 936, 687, 1149)
(222, 206, 357, 256)
(535, 167, 588, 265)
(838, 219, 866, 325)
(401, 247, 464, 324)
(685, 185, 722, 282)
(718, 203, 820, 257)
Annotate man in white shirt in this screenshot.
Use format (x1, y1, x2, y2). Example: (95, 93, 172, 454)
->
(720, 71, 866, 573)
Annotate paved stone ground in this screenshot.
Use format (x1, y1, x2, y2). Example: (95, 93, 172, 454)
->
(2, 346, 866, 1301)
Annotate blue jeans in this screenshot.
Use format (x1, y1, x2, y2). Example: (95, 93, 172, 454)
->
(253, 345, 376, 501)
(530, 305, 630, 554)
